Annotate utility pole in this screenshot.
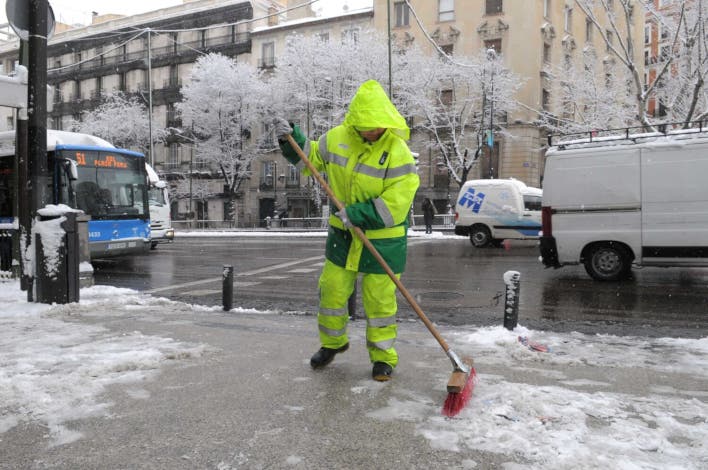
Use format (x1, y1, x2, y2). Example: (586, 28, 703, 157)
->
(27, 0, 50, 301)
(147, 29, 154, 167)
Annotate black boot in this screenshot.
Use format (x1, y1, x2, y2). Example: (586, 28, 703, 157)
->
(372, 362, 393, 381)
(310, 343, 349, 369)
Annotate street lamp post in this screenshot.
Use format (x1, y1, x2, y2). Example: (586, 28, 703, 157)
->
(486, 48, 496, 179)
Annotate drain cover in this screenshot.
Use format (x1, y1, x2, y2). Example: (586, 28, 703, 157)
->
(418, 291, 464, 302)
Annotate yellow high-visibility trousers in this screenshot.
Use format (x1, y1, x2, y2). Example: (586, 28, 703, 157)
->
(317, 259, 399, 366)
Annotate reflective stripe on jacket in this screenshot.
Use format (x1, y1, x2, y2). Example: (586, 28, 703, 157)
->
(302, 125, 419, 273)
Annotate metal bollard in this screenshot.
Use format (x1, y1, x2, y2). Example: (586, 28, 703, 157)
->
(222, 264, 233, 311)
(503, 271, 521, 330)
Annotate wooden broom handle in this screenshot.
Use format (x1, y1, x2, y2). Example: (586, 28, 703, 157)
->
(285, 134, 451, 353)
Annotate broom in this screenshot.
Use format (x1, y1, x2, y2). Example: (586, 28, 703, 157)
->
(286, 134, 475, 417)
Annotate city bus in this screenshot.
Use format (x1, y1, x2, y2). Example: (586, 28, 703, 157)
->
(0, 130, 151, 259)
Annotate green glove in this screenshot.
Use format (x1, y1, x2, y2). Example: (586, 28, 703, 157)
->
(278, 123, 307, 165)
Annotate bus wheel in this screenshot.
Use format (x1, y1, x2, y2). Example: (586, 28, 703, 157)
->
(470, 225, 492, 248)
(583, 243, 632, 281)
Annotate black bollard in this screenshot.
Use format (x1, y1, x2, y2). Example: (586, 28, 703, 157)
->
(222, 264, 233, 311)
(503, 271, 521, 330)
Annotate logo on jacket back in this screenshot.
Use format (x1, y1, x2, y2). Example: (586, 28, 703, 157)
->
(459, 188, 485, 213)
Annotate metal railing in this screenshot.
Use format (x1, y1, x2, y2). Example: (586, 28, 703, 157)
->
(171, 214, 456, 231)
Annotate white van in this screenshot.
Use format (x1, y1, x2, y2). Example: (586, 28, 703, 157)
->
(145, 163, 174, 249)
(454, 178, 542, 247)
(539, 129, 708, 281)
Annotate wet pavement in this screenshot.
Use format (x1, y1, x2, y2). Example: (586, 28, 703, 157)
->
(92, 235, 708, 339)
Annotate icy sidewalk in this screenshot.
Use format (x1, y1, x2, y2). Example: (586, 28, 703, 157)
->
(1, 281, 707, 469)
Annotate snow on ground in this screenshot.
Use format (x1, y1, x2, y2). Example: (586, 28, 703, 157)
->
(0, 281, 207, 446)
(1, 280, 707, 468)
(368, 326, 708, 469)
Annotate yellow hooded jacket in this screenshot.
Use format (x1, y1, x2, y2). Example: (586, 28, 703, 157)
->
(288, 80, 420, 273)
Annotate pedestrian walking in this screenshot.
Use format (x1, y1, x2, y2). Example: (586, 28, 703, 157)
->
(422, 197, 436, 234)
(273, 80, 419, 381)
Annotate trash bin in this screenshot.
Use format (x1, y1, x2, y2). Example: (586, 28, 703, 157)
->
(34, 210, 80, 304)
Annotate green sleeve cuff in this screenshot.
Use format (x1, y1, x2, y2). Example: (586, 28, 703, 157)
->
(278, 123, 307, 165)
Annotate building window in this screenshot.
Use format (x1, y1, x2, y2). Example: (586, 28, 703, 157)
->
(167, 144, 179, 168)
(440, 89, 453, 106)
(440, 44, 454, 56)
(484, 38, 502, 54)
(660, 24, 669, 41)
(52, 116, 62, 130)
(543, 0, 551, 18)
(543, 43, 551, 64)
(394, 1, 410, 27)
(317, 32, 329, 43)
(644, 49, 650, 66)
(260, 42, 275, 68)
(485, 0, 502, 15)
(439, 0, 455, 21)
(342, 28, 360, 43)
(286, 164, 299, 187)
(542, 88, 550, 111)
(6, 116, 14, 130)
(644, 24, 651, 45)
(660, 44, 671, 61)
(564, 7, 573, 33)
(586, 19, 593, 42)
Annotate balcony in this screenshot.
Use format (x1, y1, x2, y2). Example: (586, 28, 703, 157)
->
(48, 32, 251, 82)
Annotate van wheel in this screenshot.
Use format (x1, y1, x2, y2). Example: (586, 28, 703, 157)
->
(583, 243, 632, 281)
(470, 225, 492, 247)
(150, 241, 158, 250)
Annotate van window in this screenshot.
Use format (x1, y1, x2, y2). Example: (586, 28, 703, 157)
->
(523, 195, 542, 211)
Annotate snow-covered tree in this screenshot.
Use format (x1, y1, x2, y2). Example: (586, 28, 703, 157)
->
(68, 91, 166, 153)
(547, 0, 708, 134)
(177, 53, 268, 220)
(399, 49, 521, 188)
(542, 47, 636, 133)
(268, 32, 390, 138)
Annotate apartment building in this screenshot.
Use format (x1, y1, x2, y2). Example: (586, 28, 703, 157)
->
(0, 0, 643, 226)
(374, 0, 644, 188)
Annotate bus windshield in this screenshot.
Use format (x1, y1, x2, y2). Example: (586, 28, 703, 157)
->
(57, 149, 148, 220)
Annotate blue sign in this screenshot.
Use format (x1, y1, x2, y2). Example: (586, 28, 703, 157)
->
(458, 188, 485, 213)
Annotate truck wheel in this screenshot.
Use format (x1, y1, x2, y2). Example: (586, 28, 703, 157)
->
(470, 225, 492, 247)
(583, 243, 632, 281)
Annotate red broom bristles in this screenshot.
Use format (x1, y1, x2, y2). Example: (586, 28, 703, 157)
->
(442, 367, 476, 417)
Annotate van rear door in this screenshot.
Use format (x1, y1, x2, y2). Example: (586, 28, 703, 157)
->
(641, 144, 708, 264)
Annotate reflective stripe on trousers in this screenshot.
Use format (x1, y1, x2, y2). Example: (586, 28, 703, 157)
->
(318, 259, 399, 366)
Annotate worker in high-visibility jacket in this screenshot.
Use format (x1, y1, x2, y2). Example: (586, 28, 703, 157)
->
(274, 79, 420, 381)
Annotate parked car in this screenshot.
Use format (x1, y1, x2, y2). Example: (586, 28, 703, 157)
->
(454, 178, 542, 247)
(540, 128, 708, 281)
